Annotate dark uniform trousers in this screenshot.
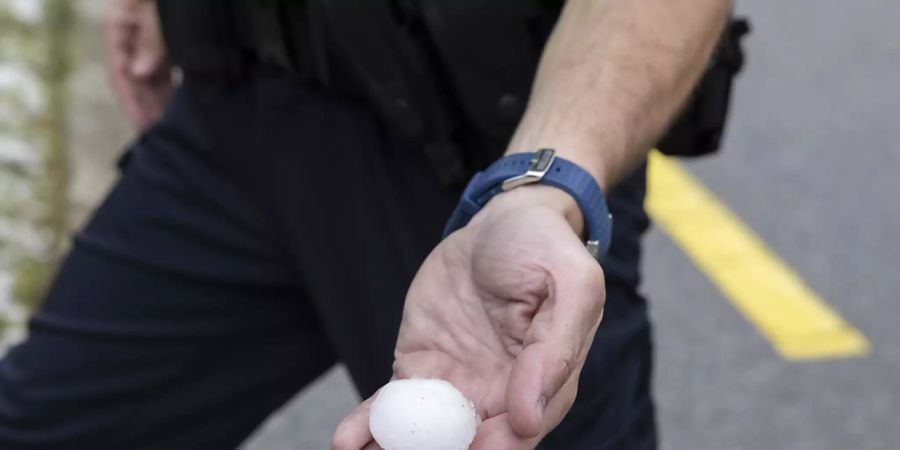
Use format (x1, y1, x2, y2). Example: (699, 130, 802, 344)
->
(0, 62, 656, 449)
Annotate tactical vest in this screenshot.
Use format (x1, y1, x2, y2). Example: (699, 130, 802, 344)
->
(311, 0, 749, 184)
(159, 0, 749, 185)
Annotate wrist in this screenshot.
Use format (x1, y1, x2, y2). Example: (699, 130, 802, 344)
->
(505, 117, 620, 193)
(444, 149, 613, 260)
(478, 185, 585, 238)
(504, 145, 615, 193)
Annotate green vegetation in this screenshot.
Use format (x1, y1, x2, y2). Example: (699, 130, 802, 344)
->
(11, 255, 51, 309)
(0, 0, 74, 335)
(39, 0, 74, 258)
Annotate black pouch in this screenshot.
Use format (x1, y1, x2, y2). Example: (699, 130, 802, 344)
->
(657, 18, 751, 158)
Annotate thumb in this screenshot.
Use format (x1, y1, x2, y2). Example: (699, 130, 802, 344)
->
(505, 342, 576, 438)
(506, 262, 606, 438)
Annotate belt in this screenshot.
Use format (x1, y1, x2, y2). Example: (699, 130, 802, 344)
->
(158, 0, 327, 82)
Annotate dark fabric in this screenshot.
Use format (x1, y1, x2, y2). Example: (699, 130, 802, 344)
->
(0, 62, 654, 449)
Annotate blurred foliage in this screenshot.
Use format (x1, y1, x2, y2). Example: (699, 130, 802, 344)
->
(0, 0, 73, 337)
(40, 0, 74, 258)
(11, 256, 52, 310)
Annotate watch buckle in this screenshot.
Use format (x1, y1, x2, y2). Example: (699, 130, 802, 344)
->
(585, 240, 601, 260)
(501, 148, 556, 191)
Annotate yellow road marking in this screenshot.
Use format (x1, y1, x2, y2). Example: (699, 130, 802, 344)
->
(645, 151, 869, 359)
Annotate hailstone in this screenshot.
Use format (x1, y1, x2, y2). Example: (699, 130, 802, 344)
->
(369, 378, 479, 450)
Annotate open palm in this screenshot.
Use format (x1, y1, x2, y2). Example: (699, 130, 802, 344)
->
(333, 187, 606, 450)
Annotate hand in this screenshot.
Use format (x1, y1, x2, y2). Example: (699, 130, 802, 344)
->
(332, 186, 606, 450)
(104, 0, 173, 131)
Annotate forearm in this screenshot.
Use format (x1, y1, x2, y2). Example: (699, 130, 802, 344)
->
(507, 0, 731, 191)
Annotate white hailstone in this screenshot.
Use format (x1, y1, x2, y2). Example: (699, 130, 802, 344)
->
(369, 378, 479, 450)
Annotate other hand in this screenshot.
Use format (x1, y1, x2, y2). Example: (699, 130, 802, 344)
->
(104, 0, 172, 131)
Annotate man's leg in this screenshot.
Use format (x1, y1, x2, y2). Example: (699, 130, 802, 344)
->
(0, 84, 337, 449)
(185, 63, 464, 398)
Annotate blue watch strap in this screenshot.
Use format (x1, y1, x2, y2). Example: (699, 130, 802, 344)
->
(444, 150, 613, 259)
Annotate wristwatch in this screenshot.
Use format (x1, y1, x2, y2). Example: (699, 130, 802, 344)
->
(443, 149, 613, 261)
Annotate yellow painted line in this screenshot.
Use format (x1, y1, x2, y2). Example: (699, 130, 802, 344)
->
(645, 151, 869, 360)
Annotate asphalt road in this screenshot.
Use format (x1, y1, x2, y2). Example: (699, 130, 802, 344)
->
(242, 0, 900, 449)
(32, 0, 898, 449)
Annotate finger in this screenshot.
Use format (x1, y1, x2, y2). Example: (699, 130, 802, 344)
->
(108, 71, 145, 129)
(131, 85, 161, 130)
(111, 59, 172, 130)
(506, 261, 605, 437)
(332, 395, 377, 450)
(469, 413, 541, 450)
(104, 0, 172, 130)
(113, 76, 160, 131)
(130, 1, 167, 78)
(133, 74, 173, 128)
(104, 1, 144, 128)
(103, 0, 138, 71)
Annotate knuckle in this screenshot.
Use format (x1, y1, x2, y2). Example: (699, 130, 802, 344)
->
(584, 264, 605, 291)
(568, 258, 604, 290)
(565, 261, 605, 308)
